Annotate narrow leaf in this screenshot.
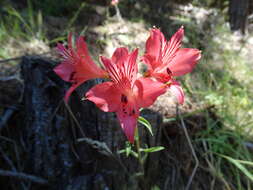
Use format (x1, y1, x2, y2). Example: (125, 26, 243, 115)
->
(37, 10, 43, 39)
(234, 160, 253, 167)
(138, 116, 153, 136)
(130, 150, 138, 158)
(118, 150, 126, 154)
(220, 155, 253, 182)
(140, 146, 165, 153)
(126, 145, 131, 157)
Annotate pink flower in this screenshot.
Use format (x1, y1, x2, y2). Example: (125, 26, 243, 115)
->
(86, 47, 166, 143)
(142, 27, 201, 104)
(111, 0, 119, 6)
(54, 33, 107, 102)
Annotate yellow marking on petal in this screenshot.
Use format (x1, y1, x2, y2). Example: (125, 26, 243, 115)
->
(143, 71, 150, 77)
(165, 81, 172, 86)
(162, 80, 173, 88)
(104, 72, 110, 79)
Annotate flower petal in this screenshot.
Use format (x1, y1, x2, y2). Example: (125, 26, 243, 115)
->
(75, 36, 107, 78)
(76, 36, 95, 66)
(111, 47, 129, 65)
(100, 56, 121, 83)
(167, 48, 201, 76)
(161, 26, 184, 64)
(135, 77, 167, 108)
(86, 82, 121, 112)
(54, 61, 75, 82)
(116, 104, 138, 143)
(101, 48, 138, 87)
(149, 72, 172, 83)
(125, 48, 138, 81)
(145, 29, 163, 63)
(169, 81, 185, 104)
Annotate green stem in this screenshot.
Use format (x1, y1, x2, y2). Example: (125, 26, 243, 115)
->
(135, 127, 144, 175)
(115, 5, 123, 21)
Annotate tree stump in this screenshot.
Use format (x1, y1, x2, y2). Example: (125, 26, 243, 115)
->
(229, 0, 249, 34)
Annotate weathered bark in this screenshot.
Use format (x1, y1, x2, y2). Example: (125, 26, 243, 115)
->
(229, 0, 249, 34)
(21, 56, 76, 189)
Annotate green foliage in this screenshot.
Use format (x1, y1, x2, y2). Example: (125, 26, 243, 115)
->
(197, 123, 253, 188)
(1, 2, 45, 41)
(32, 0, 85, 16)
(173, 5, 253, 188)
(0, 1, 49, 59)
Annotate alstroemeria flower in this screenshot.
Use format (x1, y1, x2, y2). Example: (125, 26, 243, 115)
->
(86, 48, 166, 143)
(54, 34, 107, 102)
(111, 0, 119, 6)
(142, 27, 201, 104)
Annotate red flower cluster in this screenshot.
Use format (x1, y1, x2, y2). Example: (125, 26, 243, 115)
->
(54, 27, 201, 143)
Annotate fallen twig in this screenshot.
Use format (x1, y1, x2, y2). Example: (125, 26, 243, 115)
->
(64, 101, 86, 137)
(0, 147, 16, 171)
(0, 75, 20, 81)
(0, 147, 28, 189)
(0, 106, 18, 131)
(0, 169, 48, 185)
(77, 137, 113, 156)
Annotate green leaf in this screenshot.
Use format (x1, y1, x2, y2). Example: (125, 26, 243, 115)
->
(7, 7, 33, 35)
(138, 116, 153, 136)
(118, 142, 136, 158)
(130, 150, 138, 158)
(141, 152, 148, 163)
(27, 0, 35, 30)
(49, 36, 67, 44)
(220, 154, 253, 182)
(118, 149, 126, 154)
(126, 144, 131, 157)
(234, 160, 253, 167)
(163, 118, 176, 122)
(37, 10, 43, 39)
(140, 146, 165, 153)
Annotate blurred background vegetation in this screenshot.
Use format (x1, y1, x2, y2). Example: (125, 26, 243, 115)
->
(0, 0, 253, 189)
